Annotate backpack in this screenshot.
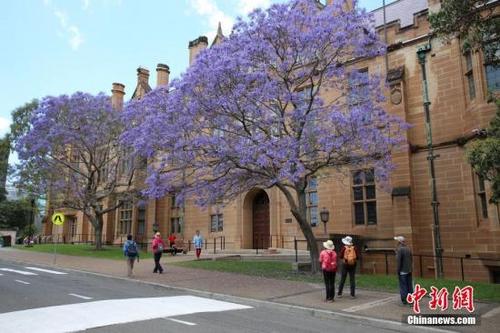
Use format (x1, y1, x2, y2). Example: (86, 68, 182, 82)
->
(127, 241, 138, 257)
(344, 246, 357, 266)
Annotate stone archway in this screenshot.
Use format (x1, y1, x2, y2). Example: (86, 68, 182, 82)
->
(252, 190, 270, 249)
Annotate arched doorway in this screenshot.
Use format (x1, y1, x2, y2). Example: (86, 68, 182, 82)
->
(253, 190, 270, 249)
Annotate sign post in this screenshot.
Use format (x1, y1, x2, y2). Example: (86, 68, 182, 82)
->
(51, 213, 65, 264)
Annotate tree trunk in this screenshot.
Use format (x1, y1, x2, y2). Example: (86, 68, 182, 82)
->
(277, 183, 320, 273)
(91, 215, 104, 250)
(293, 189, 320, 273)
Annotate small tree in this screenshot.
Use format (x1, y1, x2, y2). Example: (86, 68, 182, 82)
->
(15, 92, 137, 249)
(429, 0, 499, 65)
(123, 0, 407, 272)
(467, 99, 500, 204)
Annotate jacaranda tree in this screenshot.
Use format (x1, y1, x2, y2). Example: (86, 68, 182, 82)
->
(16, 92, 137, 249)
(123, 0, 407, 271)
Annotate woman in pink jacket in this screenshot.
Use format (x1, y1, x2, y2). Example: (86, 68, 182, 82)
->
(151, 232, 165, 274)
(319, 240, 337, 302)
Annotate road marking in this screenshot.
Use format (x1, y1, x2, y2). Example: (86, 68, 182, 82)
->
(166, 318, 197, 326)
(0, 273, 3, 276)
(15, 280, 31, 285)
(68, 293, 93, 300)
(0, 295, 251, 333)
(0, 268, 38, 276)
(482, 305, 500, 318)
(342, 296, 396, 313)
(25, 267, 67, 275)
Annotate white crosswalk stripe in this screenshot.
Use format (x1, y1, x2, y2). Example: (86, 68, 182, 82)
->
(25, 267, 67, 275)
(0, 296, 252, 333)
(15, 280, 31, 285)
(0, 268, 38, 276)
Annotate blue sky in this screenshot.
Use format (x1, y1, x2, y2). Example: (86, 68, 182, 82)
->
(0, 0, 393, 137)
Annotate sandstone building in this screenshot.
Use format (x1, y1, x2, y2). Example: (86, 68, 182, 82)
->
(43, 0, 500, 282)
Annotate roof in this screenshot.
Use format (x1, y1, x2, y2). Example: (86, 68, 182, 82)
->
(371, 0, 428, 29)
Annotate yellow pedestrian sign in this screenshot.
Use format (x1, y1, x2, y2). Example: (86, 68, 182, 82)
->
(51, 213, 65, 226)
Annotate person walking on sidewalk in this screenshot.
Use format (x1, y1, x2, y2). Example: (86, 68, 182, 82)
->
(123, 234, 139, 277)
(338, 235, 360, 298)
(319, 240, 337, 302)
(395, 236, 413, 305)
(192, 230, 203, 259)
(152, 232, 165, 274)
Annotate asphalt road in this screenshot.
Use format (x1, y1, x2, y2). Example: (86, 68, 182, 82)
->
(0, 259, 443, 333)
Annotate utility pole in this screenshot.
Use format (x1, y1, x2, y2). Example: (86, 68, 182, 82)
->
(417, 44, 444, 279)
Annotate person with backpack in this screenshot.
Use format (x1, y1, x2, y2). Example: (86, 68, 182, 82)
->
(319, 240, 337, 302)
(151, 232, 165, 274)
(338, 235, 360, 298)
(123, 234, 139, 277)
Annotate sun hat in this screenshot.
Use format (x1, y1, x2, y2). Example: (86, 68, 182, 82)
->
(323, 240, 335, 250)
(342, 236, 353, 246)
(394, 236, 405, 243)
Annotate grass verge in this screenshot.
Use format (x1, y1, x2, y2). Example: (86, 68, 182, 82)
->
(13, 244, 152, 260)
(173, 259, 500, 303)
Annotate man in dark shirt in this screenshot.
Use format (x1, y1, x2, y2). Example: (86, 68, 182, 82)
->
(395, 236, 413, 305)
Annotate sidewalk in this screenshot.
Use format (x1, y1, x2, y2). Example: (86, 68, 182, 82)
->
(1, 247, 499, 333)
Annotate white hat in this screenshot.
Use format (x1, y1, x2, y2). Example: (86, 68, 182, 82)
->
(323, 240, 335, 250)
(342, 236, 353, 246)
(394, 236, 405, 243)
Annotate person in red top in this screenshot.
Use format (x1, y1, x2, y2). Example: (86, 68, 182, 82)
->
(319, 240, 337, 302)
(168, 233, 176, 247)
(338, 235, 361, 298)
(151, 232, 165, 274)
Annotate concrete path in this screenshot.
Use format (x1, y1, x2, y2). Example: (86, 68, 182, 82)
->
(1, 247, 498, 333)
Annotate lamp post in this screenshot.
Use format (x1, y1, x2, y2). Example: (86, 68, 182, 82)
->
(319, 207, 329, 237)
(152, 222, 159, 234)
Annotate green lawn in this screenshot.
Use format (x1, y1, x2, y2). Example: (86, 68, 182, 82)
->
(13, 244, 152, 260)
(173, 260, 500, 303)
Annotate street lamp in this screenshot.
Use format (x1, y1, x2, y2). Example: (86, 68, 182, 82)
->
(152, 222, 159, 233)
(320, 207, 329, 236)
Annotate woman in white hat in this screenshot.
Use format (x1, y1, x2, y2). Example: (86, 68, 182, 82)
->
(319, 240, 337, 302)
(338, 236, 360, 298)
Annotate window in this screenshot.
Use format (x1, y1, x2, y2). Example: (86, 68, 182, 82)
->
(118, 153, 133, 176)
(347, 68, 369, 107)
(474, 173, 488, 219)
(119, 201, 132, 235)
(484, 42, 500, 92)
(137, 207, 146, 235)
(210, 214, 223, 232)
(170, 217, 180, 234)
(352, 169, 377, 225)
(307, 177, 319, 226)
(171, 194, 178, 208)
(464, 51, 476, 99)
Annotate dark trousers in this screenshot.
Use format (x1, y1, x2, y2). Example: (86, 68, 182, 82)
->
(195, 248, 202, 258)
(338, 263, 356, 296)
(322, 270, 336, 300)
(398, 273, 413, 304)
(153, 252, 163, 273)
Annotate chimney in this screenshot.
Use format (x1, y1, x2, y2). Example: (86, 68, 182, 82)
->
(156, 63, 170, 87)
(111, 82, 125, 110)
(137, 67, 150, 85)
(188, 36, 208, 65)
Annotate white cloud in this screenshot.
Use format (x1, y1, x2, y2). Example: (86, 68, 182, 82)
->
(237, 0, 271, 14)
(189, 0, 234, 42)
(82, 0, 90, 11)
(68, 26, 83, 50)
(45, 3, 84, 50)
(0, 116, 11, 136)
